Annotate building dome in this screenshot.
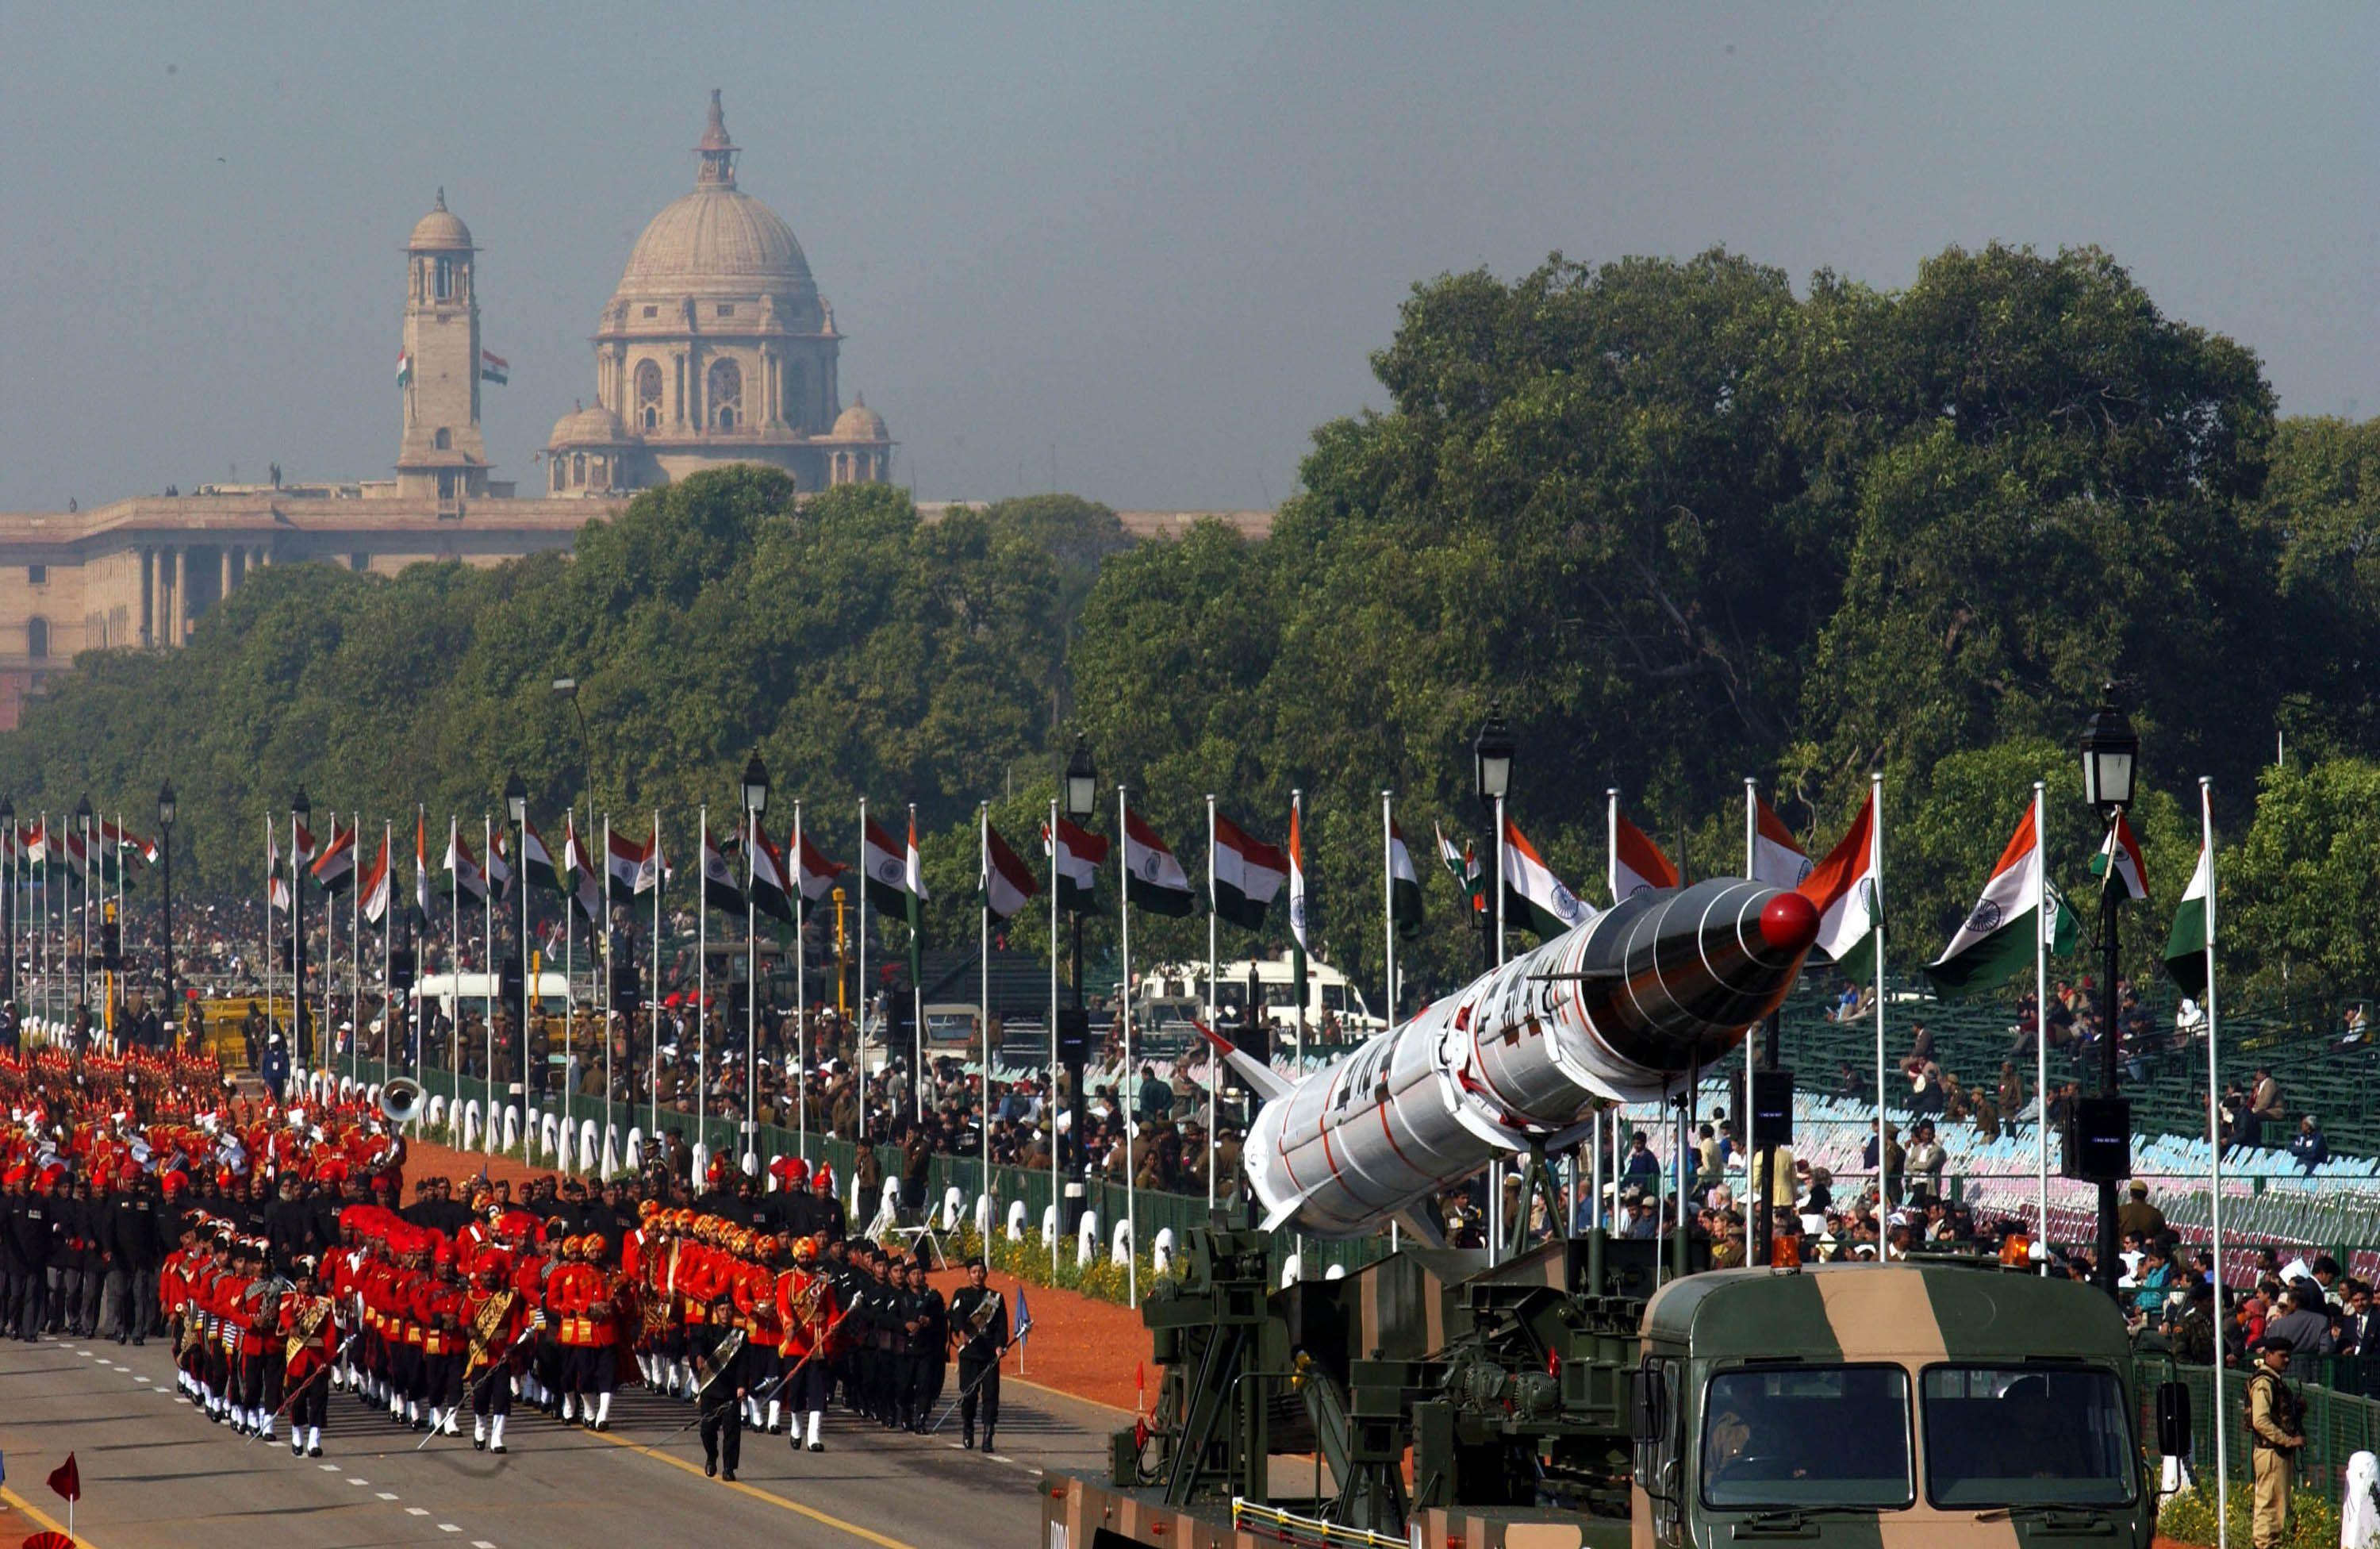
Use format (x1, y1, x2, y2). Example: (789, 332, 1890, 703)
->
(612, 93, 814, 302)
(830, 394, 888, 441)
(549, 401, 628, 448)
(408, 190, 473, 252)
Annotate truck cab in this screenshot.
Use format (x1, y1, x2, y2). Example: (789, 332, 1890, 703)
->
(1631, 1263, 2160, 1547)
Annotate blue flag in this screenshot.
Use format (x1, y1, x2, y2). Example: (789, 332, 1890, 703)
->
(1014, 1286, 1032, 1346)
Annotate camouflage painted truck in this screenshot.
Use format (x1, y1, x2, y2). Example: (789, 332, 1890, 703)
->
(1043, 1225, 2187, 1549)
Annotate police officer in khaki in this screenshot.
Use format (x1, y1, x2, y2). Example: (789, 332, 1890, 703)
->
(2248, 1334, 2305, 1549)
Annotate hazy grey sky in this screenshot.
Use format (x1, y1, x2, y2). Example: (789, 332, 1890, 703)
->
(3, 4, 2372, 513)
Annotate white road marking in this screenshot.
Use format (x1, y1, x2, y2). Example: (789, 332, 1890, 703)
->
(473, 1540, 499, 1547)
(377, 1492, 400, 1501)
(407, 1507, 431, 1516)
(438, 1525, 461, 1533)
(320, 1463, 341, 1472)
(347, 1478, 370, 1486)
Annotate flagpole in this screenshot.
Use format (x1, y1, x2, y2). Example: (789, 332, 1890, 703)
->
(858, 798, 869, 1155)
(649, 809, 661, 1151)
(1745, 778, 1759, 1254)
(1871, 769, 1887, 1261)
(383, 820, 393, 1080)
(483, 812, 497, 1146)
(699, 803, 709, 1152)
(1382, 788, 1398, 1252)
(979, 801, 992, 1213)
(794, 798, 807, 1165)
(909, 801, 924, 1127)
(415, 804, 426, 1076)
(1046, 794, 1061, 1279)
(351, 812, 361, 1088)
(746, 807, 758, 1178)
(321, 827, 333, 1082)
(1205, 793, 1217, 1211)
(601, 813, 612, 1170)
(263, 814, 274, 1063)
(1490, 789, 1507, 1266)
(518, 804, 532, 1158)
(563, 813, 575, 1170)
(450, 818, 460, 1088)
(2033, 780, 2049, 1274)
(2202, 774, 2228, 1542)
(1118, 782, 1136, 1310)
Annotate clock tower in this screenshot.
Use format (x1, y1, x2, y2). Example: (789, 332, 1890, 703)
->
(394, 190, 491, 502)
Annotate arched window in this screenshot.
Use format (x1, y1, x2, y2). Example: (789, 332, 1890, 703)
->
(27, 617, 49, 659)
(635, 360, 664, 430)
(434, 258, 455, 300)
(434, 427, 452, 451)
(787, 362, 808, 430)
(572, 453, 587, 487)
(551, 458, 565, 493)
(591, 455, 608, 488)
(707, 358, 743, 430)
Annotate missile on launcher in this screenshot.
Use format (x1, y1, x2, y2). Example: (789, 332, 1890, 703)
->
(1207, 876, 1818, 1243)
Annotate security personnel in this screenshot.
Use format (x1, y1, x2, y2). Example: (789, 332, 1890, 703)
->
(946, 1258, 1008, 1451)
(899, 1259, 946, 1432)
(692, 1292, 747, 1481)
(2248, 1335, 2305, 1549)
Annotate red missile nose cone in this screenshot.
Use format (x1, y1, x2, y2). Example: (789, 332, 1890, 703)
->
(1760, 891, 1819, 955)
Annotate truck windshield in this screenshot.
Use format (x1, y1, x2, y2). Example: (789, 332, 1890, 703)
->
(1701, 1366, 1911, 1509)
(1921, 1365, 2136, 1508)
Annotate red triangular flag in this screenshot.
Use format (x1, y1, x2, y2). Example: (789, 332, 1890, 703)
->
(45, 1453, 80, 1502)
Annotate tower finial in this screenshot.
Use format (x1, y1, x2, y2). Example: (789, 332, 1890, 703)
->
(434, 186, 447, 210)
(694, 90, 737, 186)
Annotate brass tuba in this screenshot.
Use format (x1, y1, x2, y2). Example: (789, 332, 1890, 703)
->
(379, 1077, 425, 1128)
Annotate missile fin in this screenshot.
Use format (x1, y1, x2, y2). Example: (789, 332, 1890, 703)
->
(1194, 1020, 1293, 1104)
(1258, 1191, 1311, 1233)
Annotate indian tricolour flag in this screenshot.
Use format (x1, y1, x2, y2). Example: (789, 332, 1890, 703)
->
(396, 351, 412, 389)
(1123, 807, 1194, 917)
(1046, 818, 1104, 913)
(1751, 795, 1810, 890)
(701, 823, 745, 913)
(1388, 817, 1422, 932)
(1797, 791, 1878, 977)
(521, 821, 560, 895)
(2163, 836, 2214, 997)
(2092, 811, 2149, 903)
(1502, 816, 1592, 939)
(479, 349, 509, 386)
(862, 814, 912, 916)
(1928, 803, 2076, 996)
(1210, 813, 1287, 931)
(982, 820, 1039, 921)
(793, 828, 847, 909)
(1435, 824, 1484, 918)
(1610, 807, 1679, 902)
(748, 824, 794, 924)
(359, 833, 392, 925)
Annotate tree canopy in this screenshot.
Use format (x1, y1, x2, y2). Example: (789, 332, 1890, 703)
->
(11, 241, 2380, 1009)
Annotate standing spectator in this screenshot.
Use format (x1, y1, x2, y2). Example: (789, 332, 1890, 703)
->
(2116, 1181, 2167, 1240)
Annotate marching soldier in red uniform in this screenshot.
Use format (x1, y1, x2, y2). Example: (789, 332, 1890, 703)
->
(276, 1255, 339, 1457)
(414, 1244, 466, 1436)
(463, 1251, 529, 1453)
(775, 1234, 841, 1453)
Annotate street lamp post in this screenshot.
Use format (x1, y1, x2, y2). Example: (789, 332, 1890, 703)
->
(1472, 704, 1514, 1259)
(73, 794, 92, 1013)
(292, 787, 311, 1064)
(2079, 686, 2140, 1295)
(158, 782, 176, 1044)
(740, 751, 770, 1174)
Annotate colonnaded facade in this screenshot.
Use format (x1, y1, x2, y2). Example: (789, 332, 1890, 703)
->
(0, 93, 1265, 729)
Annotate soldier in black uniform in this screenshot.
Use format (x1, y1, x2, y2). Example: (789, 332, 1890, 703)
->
(945, 1258, 1008, 1451)
(824, 1238, 863, 1412)
(899, 1259, 946, 1431)
(9, 1178, 59, 1340)
(692, 1292, 748, 1481)
(867, 1250, 903, 1426)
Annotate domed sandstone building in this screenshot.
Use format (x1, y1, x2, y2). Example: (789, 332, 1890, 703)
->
(544, 91, 892, 494)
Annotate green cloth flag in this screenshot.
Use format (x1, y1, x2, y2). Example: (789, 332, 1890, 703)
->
(2163, 840, 2213, 997)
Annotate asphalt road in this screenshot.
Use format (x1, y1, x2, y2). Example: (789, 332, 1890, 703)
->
(0, 1332, 1114, 1549)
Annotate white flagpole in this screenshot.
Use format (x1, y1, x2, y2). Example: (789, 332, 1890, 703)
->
(517, 805, 531, 1150)
(350, 812, 361, 1086)
(483, 812, 496, 1143)
(794, 798, 807, 1164)
(1383, 788, 1398, 1252)
(1490, 789, 1507, 1265)
(1119, 782, 1136, 1310)
(1871, 769, 1888, 1258)
(871, 799, 881, 1151)
(563, 813, 574, 1166)
(649, 809, 662, 1147)
(2034, 780, 2050, 1274)
(447, 818, 457, 1085)
(858, 798, 869, 1151)
(1745, 778, 1758, 1236)
(698, 803, 709, 1146)
(910, 801, 924, 1127)
(1205, 793, 1217, 1211)
(2202, 774, 2229, 1539)
(980, 801, 992, 1206)
(1047, 795, 1060, 1279)
(263, 813, 274, 1059)
(382, 820, 393, 1078)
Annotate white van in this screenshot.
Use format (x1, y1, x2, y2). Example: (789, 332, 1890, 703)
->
(1142, 951, 1384, 1037)
(415, 971, 570, 1024)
